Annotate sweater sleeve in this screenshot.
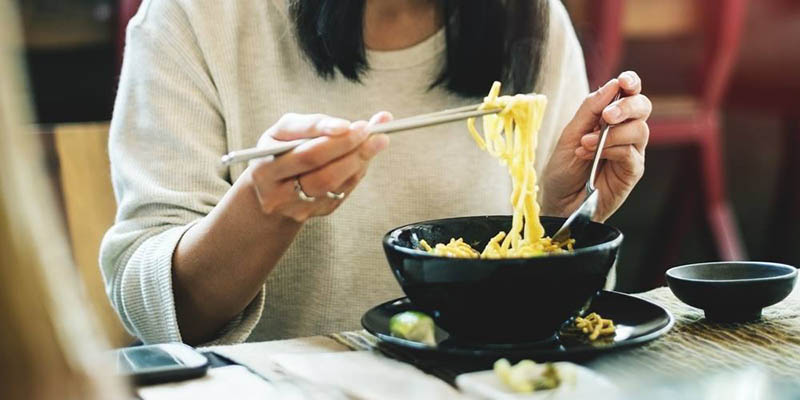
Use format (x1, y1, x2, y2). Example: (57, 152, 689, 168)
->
(99, 0, 264, 345)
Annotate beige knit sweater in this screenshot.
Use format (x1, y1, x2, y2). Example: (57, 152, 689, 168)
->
(100, 0, 589, 345)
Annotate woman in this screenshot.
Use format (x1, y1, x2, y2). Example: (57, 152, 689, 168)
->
(0, 1, 125, 398)
(102, 0, 651, 345)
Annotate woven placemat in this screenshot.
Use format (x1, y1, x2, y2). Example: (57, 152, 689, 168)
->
(329, 284, 800, 384)
(589, 284, 800, 382)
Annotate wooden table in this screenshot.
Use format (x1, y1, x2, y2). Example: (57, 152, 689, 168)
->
(139, 283, 800, 399)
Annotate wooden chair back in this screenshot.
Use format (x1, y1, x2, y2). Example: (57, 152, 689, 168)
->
(565, 0, 747, 112)
(54, 122, 132, 347)
(622, 0, 700, 39)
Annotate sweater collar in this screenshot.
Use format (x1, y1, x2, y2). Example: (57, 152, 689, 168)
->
(366, 28, 446, 70)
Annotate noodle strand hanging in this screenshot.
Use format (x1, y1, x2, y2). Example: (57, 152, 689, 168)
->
(420, 81, 574, 258)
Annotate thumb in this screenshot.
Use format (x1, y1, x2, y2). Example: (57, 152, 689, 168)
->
(569, 78, 620, 134)
(368, 111, 394, 127)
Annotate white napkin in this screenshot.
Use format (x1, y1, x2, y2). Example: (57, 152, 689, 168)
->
(270, 351, 465, 400)
(456, 362, 619, 400)
(137, 366, 277, 400)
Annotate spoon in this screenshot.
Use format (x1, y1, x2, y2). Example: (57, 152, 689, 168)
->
(551, 92, 621, 244)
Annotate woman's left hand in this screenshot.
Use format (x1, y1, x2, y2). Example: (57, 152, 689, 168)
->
(541, 71, 651, 222)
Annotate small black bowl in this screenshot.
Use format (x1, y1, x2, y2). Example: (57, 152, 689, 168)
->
(382, 215, 623, 343)
(666, 261, 797, 322)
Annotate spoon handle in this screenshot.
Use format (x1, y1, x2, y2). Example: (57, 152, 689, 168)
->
(586, 92, 622, 194)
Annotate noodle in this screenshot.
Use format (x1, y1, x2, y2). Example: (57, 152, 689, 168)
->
(420, 81, 574, 258)
(574, 312, 616, 341)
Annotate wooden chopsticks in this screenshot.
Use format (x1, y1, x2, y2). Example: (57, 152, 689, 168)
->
(220, 104, 501, 165)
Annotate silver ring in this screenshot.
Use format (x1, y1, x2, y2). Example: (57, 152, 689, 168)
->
(326, 191, 346, 200)
(294, 178, 316, 202)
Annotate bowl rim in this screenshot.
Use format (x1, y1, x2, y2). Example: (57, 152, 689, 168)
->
(666, 261, 798, 283)
(383, 215, 624, 261)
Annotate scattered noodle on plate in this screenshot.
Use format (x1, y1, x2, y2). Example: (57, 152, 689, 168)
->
(419, 81, 575, 258)
(574, 312, 615, 341)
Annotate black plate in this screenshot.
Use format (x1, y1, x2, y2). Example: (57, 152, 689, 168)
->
(361, 290, 674, 361)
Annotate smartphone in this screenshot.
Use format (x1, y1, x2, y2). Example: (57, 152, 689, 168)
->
(113, 343, 209, 385)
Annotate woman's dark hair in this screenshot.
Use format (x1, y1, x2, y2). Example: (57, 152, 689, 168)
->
(290, 0, 550, 97)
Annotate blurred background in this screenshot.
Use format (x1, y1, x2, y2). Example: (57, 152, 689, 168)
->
(17, 0, 800, 346)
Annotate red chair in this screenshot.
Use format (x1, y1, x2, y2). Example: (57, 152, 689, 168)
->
(566, 0, 749, 286)
(725, 0, 800, 264)
(116, 0, 143, 71)
(566, 0, 624, 89)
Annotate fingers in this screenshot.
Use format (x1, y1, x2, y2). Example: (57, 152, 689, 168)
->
(575, 144, 644, 177)
(250, 111, 393, 222)
(617, 71, 642, 96)
(603, 145, 645, 178)
(338, 166, 369, 192)
(579, 120, 649, 154)
(267, 109, 394, 180)
(369, 111, 394, 126)
(298, 133, 389, 196)
(301, 142, 380, 219)
(259, 175, 349, 223)
(312, 110, 390, 191)
(568, 78, 622, 133)
(266, 113, 351, 142)
(265, 122, 370, 180)
(309, 165, 370, 217)
(568, 71, 645, 134)
(602, 94, 652, 125)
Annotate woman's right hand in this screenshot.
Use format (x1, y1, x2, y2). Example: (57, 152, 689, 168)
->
(247, 112, 392, 223)
(174, 112, 391, 344)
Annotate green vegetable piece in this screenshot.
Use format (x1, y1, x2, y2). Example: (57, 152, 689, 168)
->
(389, 311, 436, 346)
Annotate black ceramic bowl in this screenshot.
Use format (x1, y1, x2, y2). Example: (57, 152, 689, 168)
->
(382, 215, 623, 343)
(666, 262, 798, 322)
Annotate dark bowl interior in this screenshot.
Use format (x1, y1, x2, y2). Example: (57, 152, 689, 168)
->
(666, 262, 798, 322)
(382, 215, 623, 343)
